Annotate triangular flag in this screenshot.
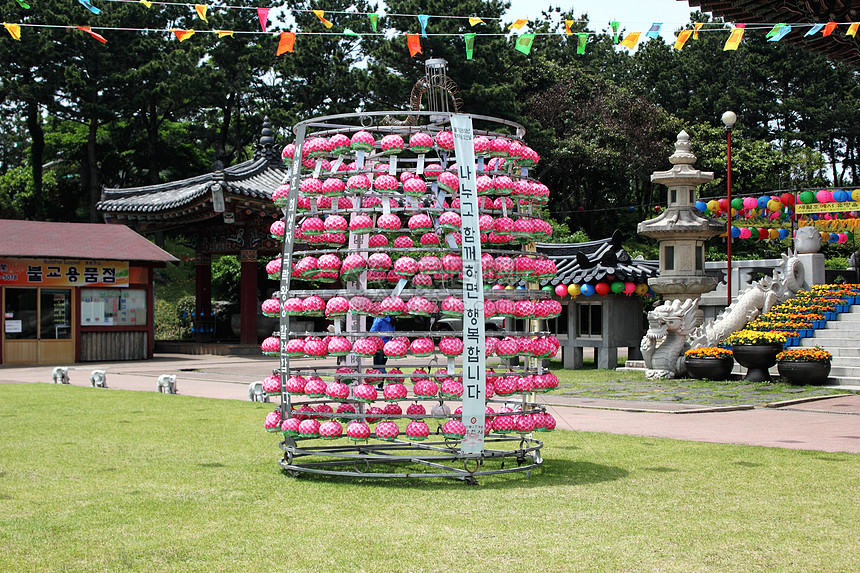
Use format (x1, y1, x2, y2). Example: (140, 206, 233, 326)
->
(724, 27, 744, 50)
(509, 19, 528, 30)
(464, 32, 476, 60)
(765, 24, 783, 38)
(693, 22, 703, 39)
(469, 17, 484, 27)
(645, 23, 662, 39)
(77, 0, 101, 15)
(848, 23, 859, 37)
(216, 30, 233, 38)
(406, 33, 421, 57)
(14, 0, 31, 9)
(194, 5, 208, 23)
(804, 23, 824, 36)
(77, 25, 107, 43)
(768, 25, 791, 42)
(620, 32, 640, 49)
(343, 28, 360, 37)
(576, 32, 588, 54)
(3, 22, 22, 40)
(171, 29, 196, 42)
(822, 22, 837, 36)
(610, 21, 620, 43)
(313, 10, 333, 29)
(418, 15, 430, 37)
(514, 33, 535, 55)
(673, 29, 692, 50)
(369, 14, 378, 32)
(564, 20, 573, 35)
(276, 32, 295, 55)
(257, 8, 269, 32)
(139, 0, 151, 7)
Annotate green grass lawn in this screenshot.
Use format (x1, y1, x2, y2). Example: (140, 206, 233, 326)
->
(1, 384, 858, 572)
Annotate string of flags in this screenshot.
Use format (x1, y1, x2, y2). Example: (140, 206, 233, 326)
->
(3, 1, 858, 59)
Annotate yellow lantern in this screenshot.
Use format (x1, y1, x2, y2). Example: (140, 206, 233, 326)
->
(635, 283, 649, 296)
(768, 228, 779, 240)
(767, 199, 782, 212)
(568, 284, 581, 297)
(706, 199, 720, 213)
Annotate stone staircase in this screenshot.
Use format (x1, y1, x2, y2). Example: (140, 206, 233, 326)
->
(798, 305, 860, 388)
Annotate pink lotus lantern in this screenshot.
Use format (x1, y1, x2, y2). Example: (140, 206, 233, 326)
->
(261, 336, 280, 356)
(406, 420, 430, 441)
(403, 177, 427, 197)
(368, 252, 393, 272)
(420, 233, 441, 247)
(408, 213, 433, 233)
(515, 414, 535, 434)
(393, 256, 418, 277)
(301, 295, 325, 316)
(346, 174, 371, 194)
(264, 410, 283, 432)
(406, 403, 427, 416)
(441, 296, 464, 317)
(374, 174, 399, 194)
(323, 214, 348, 234)
(375, 420, 400, 440)
(392, 235, 414, 249)
(476, 174, 494, 196)
(437, 171, 460, 194)
(284, 338, 305, 358)
(439, 378, 464, 399)
(318, 420, 343, 440)
(281, 417, 301, 436)
(435, 130, 455, 151)
(269, 220, 285, 241)
(492, 414, 515, 434)
(328, 133, 350, 155)
(326, 336, 352, 357)
(409, 132, 434, 154)
(493, 374, 518, 396)
(380, 134, 405, 155)
(297, 419, 321, 438)
(262, 374, 281, 395)
(377, 213, 402, 233)
(261, 298, 281, 318)
(383, 382, 409, 401)
(347, 421, 371, 441)
(442, 419, 466, 440)
(325, 296, 350, 318)
(406, 296, 434, 317)
(352, 338, 378, 358)
(411, 274, 433, 288)
(409, 337, 435, 357)
(368, 233, 389, 248)
(281, 143, 295, 164)
(442, 254, 462, 275)
(352, 383, 378, 403)
(303, 337, 328, 358)
(439, 337, 464, 357)
(336, 403, 357, 422)
(439, 211, 462, 232)
(424, 163, 443, 180)
(300, 178, 324, 197)
(383, 339, 409, 359)
(350, 130, 375, 152)
(265, 258, 282, 281)
(412, 378, 439, 398)
(514, 256, 535, 278)
(340, 253, 367, 279)
(493, 175, 513, 195)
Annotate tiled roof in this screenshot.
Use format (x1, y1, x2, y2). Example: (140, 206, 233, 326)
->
(0, 220, 178, 262)
(535, 230, 658, 285)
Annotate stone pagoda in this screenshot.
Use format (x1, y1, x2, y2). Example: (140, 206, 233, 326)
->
(638, 131, 724, 309)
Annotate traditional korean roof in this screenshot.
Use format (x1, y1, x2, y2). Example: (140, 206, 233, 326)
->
(687, 0, 860, 66)
(97, 118, 285, 223)
(535, 230, 659, 285)
(0, 220, 178, 262)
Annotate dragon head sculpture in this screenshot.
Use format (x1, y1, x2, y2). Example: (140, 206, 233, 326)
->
(645, 298, 698, 340)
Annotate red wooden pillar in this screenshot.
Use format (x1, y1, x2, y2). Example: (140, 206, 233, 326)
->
(195, 253, 212, 342)
(240, 249, 258, 345)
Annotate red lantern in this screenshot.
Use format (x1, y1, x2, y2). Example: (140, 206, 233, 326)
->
(623, 282, 636, 296)
(757, 228, 769, 240)
(594, 282, 610, 296)
(780, 192, 794, 206)
(718, 198, 729, 212)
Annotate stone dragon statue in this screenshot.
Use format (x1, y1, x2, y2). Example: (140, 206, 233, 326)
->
(688, 252, 806, 348)
(641, 298, 699, 379)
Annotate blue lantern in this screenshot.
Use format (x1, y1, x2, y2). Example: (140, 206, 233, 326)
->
(581, 284, 595, 297)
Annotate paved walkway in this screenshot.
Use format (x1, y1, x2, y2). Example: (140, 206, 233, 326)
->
(2, 353, 858, 454)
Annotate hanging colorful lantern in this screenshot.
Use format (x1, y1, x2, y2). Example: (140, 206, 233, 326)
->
(610, 281, 625, 294)
(580, 284, 595, 297)
(799, 191, 816, 204)
(706, 199, 721, 213)
(779, 192, 794, 206)
(634, 283, 649, 296)
(554, 284, 568, 298)
(739, 228, 752, 239)
(816, 190, 832, 203)
(568, 284, 581, 297)
(594, 282, 610, 296)
(623, 282, 636, 296)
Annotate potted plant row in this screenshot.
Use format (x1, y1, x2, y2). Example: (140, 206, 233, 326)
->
(683, 347, 734, 381)
(776, 347, 833, 385)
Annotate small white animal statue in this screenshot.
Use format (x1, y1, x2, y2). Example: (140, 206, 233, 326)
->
(248, 381, 268, 402)
(52, 367, 70, 384)
(156, 374, 177, 394)
(89, 370, 108, 388)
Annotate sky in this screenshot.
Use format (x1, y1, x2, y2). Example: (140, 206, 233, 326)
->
(505, 0, 707, 38)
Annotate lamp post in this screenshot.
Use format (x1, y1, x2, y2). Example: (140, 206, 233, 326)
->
(722, 110, 737, 307)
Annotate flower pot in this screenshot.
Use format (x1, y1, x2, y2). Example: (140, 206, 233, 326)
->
(684, 356, 735, 381)
(732, 343, 783, 382)
(777, 360, 832, 385)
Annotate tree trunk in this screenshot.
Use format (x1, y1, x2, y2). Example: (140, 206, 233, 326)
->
(146, 100, 160, 185)
(25, 99, 44, 201)
(87, 113, 100, 222)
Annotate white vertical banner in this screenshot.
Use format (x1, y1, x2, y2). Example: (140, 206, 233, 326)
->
(450, 114, 486, 454)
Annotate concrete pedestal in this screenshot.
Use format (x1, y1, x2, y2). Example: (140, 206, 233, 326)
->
(797, 253, 826, 287)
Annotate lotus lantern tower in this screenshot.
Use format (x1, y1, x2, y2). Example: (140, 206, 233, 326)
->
(638, 131, 724, 306)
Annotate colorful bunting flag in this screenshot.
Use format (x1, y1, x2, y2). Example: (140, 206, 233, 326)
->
(4, 22, 22, 40)
(576, 32, 587, 54)
(77, 0, 101, 15)
(724, 26, 744, 50)
(509, 19, 528, 31)
(673, 29, 692, 50)
(767, 24, 791, 42)
(848, 23, 859, 37)
(693, 22, 703, 39)
(276, 31, 295, 55)
(514, 33, 535, 54)
(14, 0, 31, 9)
(822, 22, 837, 36)
(216, 30, 233, 38)
(77, 25, 107, 43)
(765, 24, 782, 38)
(564, 19, 573, 35)
(620, 32, 640, 49)
(804, 23, 824, 36)
(406, 33, 421, 57)
(139, 0, 151, 7)
(171, 29, 195, 42)
(343, 28, 360, 37)
(194, 4, 208, 23)
(312, 10, 332, 29)
(645, 23, 662, 39)
(464, 32, 476, 60)
(418, 15, 429, 37)
(257, 8, 269, 32)
(369, 13, 378, 32)
(610, 21, 620, 43)
(469, 17, 484, 27)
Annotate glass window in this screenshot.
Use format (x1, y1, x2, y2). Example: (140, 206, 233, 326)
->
(4, 288, 38, 340)
(40, 289, 72, 339)
(81, 289, 147, 326)
(577, 303, 602, 337)
(670, 189, 677, 203)
(665, 246, 675, 271)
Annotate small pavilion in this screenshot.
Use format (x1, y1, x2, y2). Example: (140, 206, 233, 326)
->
(97, 119, 285, 345)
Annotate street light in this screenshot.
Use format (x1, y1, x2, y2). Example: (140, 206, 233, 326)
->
(722, 110, 737, 307)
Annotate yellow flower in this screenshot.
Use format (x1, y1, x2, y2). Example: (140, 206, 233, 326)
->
(685, 347, 733, 359)
(776, 347, 832, 363)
